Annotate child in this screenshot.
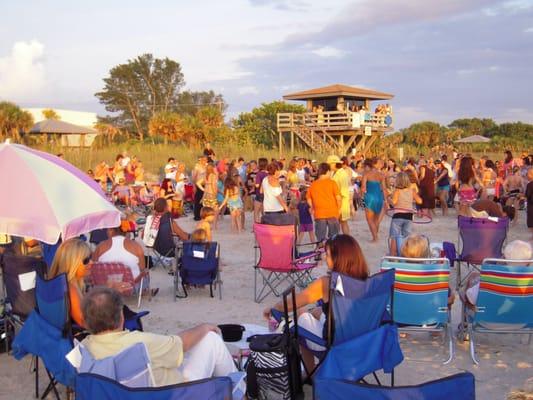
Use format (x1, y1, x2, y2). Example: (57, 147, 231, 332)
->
(219, 177, 243, 233)
(113, 178, 133, 207)
(196, 207, 215, 241)
(388, 172, 422, 256)
(525, 167, 533, 240)
(297, 190, 316, 244)
(191, 228, 207, 242)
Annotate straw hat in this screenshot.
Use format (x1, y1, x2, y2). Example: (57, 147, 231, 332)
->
(326, 155, 341, 164)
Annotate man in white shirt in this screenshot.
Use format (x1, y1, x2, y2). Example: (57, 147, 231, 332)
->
(165, 158, 177, 181)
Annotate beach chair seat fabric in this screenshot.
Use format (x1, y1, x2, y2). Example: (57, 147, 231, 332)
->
(177, 242, 221, 299)
(467, 259, 533, 364)
(380, 257, 453, 363)
(75, 373, 233, 400)
(314, 371, 475, 400)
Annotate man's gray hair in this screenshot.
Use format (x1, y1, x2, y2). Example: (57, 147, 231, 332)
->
(503, 240, 533, 261)
(81, 287, 124, 334)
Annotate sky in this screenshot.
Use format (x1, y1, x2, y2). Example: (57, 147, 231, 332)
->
(1, 0, 532, 129)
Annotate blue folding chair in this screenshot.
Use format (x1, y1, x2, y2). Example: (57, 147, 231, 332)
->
(464, 258, 533, 365)
(273, 269, 403, 385)
(380, 256, 454, 364)
(35, 273, 72, 399)
(75, 373, 233, 400)
(314, 371, 475, 399)
(175, 241, 222, 300)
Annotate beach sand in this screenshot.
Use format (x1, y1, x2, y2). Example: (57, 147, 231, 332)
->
(1, 209, 531, 399)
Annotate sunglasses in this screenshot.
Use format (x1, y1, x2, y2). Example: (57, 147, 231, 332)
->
(82, 256, 92, 265)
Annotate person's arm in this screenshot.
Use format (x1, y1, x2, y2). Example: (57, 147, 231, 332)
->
(171, 220, 190, 241)
(263, 276, 328, 319)
(196, 178, 205, 192)
(361, 174, 367, 194)
(178, 323, 221, 352)
(307, 193, 314, 216)
(219, 190, 229, 210)
(413, 189, 423, 205)
(435, 170, 446, 184)
(391, 189, 399, 207)
(419, 167, 425, 181)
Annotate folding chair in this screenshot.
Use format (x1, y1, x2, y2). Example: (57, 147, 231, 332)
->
(253, 223, 320, 303)
(380, 256, 454, 364)
(75, 373, 233, 400)
(11, 310, 76, 400)
(34, 273, 72, 399)
(314, 371, 475, 400)
(175, 241, 222, 300)
(464, 258, 533, 365)
(313, 270, 402, 385)
(146, 215, 177, 271)
(0, 253, 46, 352)
(88, 262, 147, 308)
(456, 216, 509, 289)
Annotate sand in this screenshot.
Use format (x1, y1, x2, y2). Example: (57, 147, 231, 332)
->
(0, 208, 531, 399)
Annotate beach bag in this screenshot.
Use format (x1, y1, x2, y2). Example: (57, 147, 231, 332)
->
(246, 287, 302, 400)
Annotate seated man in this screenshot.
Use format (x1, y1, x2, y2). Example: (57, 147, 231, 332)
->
(92, 225, 158, 296)
(81, 287, 236, 385)
(470, 199, 515, 221)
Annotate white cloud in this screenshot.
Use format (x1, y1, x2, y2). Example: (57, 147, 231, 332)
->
(488, 65, 500, 72)
(0, 40, 46, 101)
(524, 27, 533, 33)
(457, 69, 475, 75)
(498, 108, 533, 123)
(238, 85, 260, 95)
(311, 46, 348, 58)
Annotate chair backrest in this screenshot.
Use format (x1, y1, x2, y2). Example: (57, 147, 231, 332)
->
(314, 372, 475, 400)
(329, 269, 395, 345)
(254, 223, 295, 271)
(260, 213, 297, 226)
(380, 257, 450, 326)
(75, 373, 233, 400)
(180, 242, 219, 285)
(35, 273, 69, 332)
(0, 254, 46, 319)
(153, 213, 175, 254)
(88, 262, 135, 296)
(474, 258, 533, 326)
(77, 342, 155, 388)
(458, 216, 508, 264)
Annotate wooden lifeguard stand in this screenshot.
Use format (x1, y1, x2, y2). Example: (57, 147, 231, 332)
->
(277, 84, 394, 155)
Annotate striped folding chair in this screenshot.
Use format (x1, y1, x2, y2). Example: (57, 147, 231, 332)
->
(466, 258, 533, 364)
(381, 256, 454, 364)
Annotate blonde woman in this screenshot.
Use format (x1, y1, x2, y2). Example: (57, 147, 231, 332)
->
(388, 172, 422, 256)
(197, 164, 219, 228)
(48, 238, 92, 327)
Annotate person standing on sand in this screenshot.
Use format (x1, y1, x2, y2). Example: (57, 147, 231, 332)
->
(203, 142, 216, 163)
(192, 155, 208, 221)
(524, 168, 533, 240)
(362, 158, 386, 242)
(328, 155, 351, 235)
(307, 163, 341, 242)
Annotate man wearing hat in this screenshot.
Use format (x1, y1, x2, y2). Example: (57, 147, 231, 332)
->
(327, 155, 351, 234)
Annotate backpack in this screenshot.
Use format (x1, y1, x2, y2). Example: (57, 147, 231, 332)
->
(246, 288, 303, 400)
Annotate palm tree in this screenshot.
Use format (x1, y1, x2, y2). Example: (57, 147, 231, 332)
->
(42, 108, 60, 120)
(0, 101, 34, 142)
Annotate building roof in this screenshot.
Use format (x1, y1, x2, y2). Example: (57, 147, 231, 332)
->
(454, 134, 491, 143)
(283, 84, 394, 101)
(29, 119, 98, 135)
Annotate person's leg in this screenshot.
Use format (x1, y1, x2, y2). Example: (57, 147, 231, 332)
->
(309, 228, 316, 243)
(236, 209, 243, 233)
(389, 219, 401, 256)
(179, 331, 237, 381)
(327, 218, 340, 239)
(193, 189, 203, 221)
(315, 219, 327, 243)
(439, 190, 448, 216)
(365, 209, 377, 241)
(297, 312, 325, 373)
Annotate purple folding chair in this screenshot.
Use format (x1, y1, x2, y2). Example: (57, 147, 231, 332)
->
(253, 223, 319, 303)
(456, 216, 509, 289)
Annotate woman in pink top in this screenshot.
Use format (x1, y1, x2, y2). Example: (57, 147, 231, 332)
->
(455, 156, 483, 216)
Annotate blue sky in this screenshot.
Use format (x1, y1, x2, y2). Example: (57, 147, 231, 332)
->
(1, 0, 532, 128)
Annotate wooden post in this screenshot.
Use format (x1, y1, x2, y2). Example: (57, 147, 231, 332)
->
(291, 130, 294, 153)
(279, 130, 282, 159)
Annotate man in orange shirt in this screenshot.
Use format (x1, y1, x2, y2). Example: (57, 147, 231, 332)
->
(307, 163, 342, 242)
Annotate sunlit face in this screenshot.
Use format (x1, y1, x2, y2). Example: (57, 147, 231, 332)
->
(205, 215, 215, 223)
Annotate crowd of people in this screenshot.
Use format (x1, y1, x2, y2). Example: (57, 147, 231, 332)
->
(88, 147, 533, 250)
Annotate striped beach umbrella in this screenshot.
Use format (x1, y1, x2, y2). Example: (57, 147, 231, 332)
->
(0, 141, 120, 244)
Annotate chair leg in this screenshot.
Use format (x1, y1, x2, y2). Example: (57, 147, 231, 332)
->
(35, 356, 39, 399)
(469, 325, 479, 365)
(372, 372, 382, 386)
(443, 324, 454, 365)
(210, 284, 214, 298)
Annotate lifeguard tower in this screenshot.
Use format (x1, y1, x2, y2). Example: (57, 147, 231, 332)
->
(277, 84, 394, 155)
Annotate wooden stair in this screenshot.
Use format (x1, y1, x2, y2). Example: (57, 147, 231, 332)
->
(292, 115, 341, 154)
